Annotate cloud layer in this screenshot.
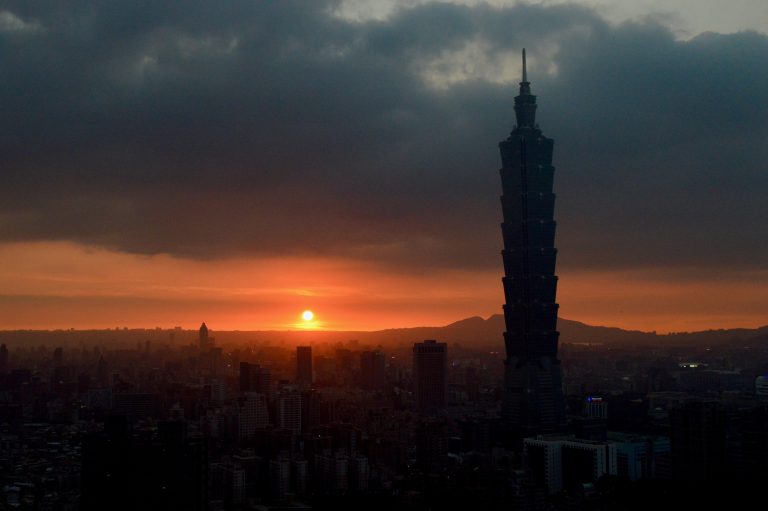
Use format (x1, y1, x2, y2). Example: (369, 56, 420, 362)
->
(1, 0, 766, 276)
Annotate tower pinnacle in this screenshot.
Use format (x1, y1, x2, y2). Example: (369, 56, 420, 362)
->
(515, 48, 536, 127)
(522, 48, 528, 83)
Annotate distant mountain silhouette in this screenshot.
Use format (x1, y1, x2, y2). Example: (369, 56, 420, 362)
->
(364, 314, 654, 345)
(2, 316, 767, 349)
(329, 315, 768, 348)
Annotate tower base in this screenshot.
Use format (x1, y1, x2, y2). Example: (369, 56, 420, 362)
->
(502, 356, 566, 444)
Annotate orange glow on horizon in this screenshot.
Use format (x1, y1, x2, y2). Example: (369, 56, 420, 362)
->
(0, 241, 766, 334)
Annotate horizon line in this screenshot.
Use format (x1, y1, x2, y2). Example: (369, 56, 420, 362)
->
(1, 315, 766, 336)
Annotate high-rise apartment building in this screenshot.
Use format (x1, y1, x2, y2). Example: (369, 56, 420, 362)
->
(238, 392, 269, 440)
(277, 390, 302, 434)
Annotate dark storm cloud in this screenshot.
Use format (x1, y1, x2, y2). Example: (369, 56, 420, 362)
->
(0, 1, 766, 272)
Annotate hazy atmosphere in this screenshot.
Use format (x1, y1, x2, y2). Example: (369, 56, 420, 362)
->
(1, 0, 766, 331)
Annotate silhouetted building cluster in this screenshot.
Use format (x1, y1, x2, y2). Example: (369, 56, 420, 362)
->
(81, 418, 207, 510)
(3, 315, 768, 509)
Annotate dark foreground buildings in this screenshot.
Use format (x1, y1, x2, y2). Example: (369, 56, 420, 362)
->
(81, 418, 207, 510)
(413, 340, 448, 413)
(296, 346, 313, 386)
(499, 49, 565, 438)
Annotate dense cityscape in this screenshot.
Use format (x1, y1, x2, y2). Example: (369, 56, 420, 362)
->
(1, 323, 768, 509)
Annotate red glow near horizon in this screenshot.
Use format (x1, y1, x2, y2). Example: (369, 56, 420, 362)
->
(0, 241, 766, 333)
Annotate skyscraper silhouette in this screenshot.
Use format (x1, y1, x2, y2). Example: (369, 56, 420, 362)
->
(199, 322, 210, 351)
(296, 346, 313, 385)
(0, 344, 8, 373)
(499, 49, 565, 437)
(413, 340, 447, 413)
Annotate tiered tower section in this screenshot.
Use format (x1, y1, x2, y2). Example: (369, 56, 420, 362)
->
(499, 50, 565, 436)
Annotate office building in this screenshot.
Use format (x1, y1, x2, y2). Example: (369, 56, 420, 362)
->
(296, 346, 313, 385)
(413, 340, 447, 413)
(608, 432, 671, 481)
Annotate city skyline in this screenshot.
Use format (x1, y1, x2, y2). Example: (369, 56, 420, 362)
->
(2, 2, 767, 508)
(1, 1, 766, 333)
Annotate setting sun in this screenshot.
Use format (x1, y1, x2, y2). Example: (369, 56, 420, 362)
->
(302, 310, 315, 321)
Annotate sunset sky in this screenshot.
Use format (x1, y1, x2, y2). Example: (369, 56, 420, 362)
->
(1, 1, 766, 332)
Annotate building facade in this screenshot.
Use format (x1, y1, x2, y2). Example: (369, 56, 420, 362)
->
(524, 435, 617, 494)
(277, 390, 302, 434)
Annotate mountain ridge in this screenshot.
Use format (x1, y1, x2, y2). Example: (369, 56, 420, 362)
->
(1, 316, 767, 348)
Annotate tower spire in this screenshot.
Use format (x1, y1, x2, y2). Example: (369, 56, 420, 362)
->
(522, 48, 527, 83)
(515, 48, 536, 127)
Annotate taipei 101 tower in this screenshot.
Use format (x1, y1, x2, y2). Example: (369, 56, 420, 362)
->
(498, 49, 565, 437)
